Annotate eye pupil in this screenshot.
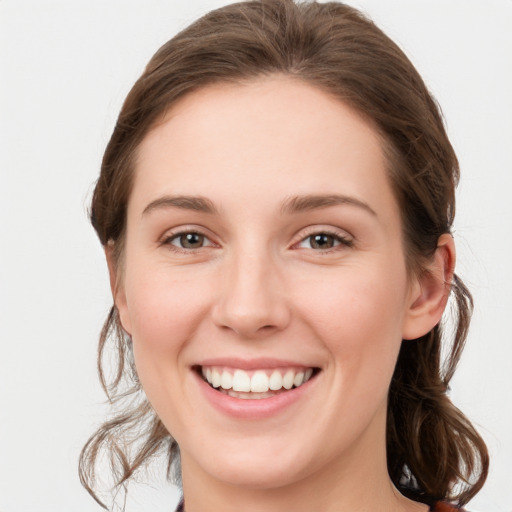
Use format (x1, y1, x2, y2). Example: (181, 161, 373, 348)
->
(311, 234, 334, 249)
(180, 233, 204, 248)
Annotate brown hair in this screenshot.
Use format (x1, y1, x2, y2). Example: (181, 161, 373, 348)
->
(80, 0, 489, 508)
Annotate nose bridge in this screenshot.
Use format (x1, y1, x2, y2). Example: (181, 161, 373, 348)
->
(212, 242, 290, 337)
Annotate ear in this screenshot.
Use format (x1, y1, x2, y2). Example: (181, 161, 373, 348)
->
(105, 244, 132, 336)
(402, 233, 455, 340)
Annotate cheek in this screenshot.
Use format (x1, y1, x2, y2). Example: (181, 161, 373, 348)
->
(298, 263, 407, 338)
(125, 266, 207, 350)
(296, 263, 408, 382)
(122, 265, 213, 407)
(122, 267, 215, 433)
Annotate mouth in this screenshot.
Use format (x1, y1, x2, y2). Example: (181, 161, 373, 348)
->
(194, 365, 320, 400)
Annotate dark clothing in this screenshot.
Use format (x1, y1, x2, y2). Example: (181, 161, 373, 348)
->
(433, 503, 466, 511)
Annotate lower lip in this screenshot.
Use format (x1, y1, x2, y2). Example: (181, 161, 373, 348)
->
(193, 370, 317, 420)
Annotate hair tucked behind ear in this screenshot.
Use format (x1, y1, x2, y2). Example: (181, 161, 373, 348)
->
(387, 275, 488, 506)
(81, 0, 488, 508)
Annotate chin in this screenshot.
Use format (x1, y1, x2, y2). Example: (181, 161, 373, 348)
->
(182, 437, 316, 490)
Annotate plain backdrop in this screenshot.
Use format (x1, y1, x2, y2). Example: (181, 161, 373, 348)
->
(1, 1, 511, 511)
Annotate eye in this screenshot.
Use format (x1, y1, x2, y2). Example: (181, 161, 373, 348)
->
(297, 231, 353, 250)
(164, 231, 214, 250)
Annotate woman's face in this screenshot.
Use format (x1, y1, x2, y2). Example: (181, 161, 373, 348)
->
(114, 77, 425, 490)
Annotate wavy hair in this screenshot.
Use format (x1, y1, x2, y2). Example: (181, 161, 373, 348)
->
(80, 0, 489, 508)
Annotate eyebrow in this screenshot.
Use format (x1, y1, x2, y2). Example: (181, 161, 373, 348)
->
(142, 195, 219, 216)
(141, 193, 376, 218)
(280, 194, 377, 216)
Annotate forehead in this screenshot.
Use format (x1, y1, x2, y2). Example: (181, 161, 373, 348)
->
(131, 76, 396, 222)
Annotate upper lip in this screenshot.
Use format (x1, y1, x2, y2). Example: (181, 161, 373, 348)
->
(195, 357, 318, 371)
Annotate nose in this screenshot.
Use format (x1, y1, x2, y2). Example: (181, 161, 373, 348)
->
(211, 248, 291, 339)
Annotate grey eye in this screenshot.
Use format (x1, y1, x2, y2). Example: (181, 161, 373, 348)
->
(297, 231, 352, 251)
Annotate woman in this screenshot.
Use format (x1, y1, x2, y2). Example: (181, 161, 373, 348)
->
(80, 1, 489, 510)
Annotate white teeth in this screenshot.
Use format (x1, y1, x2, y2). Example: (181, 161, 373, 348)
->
(250, 371, 270, 392)
(201, 366, 316, 394)
(269, 370, 283, 390)
(232, 369, 251, 392)
(220, 371, 233, 390)
(282, 370, 295, 390)
(293, 371, 305, 387)
(211, 369, 222, 388)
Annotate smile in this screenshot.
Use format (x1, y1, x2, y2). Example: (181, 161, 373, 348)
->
(198, 366, 317, 399)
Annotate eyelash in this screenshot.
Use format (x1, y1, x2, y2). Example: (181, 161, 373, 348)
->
(160, 228, 353, 254)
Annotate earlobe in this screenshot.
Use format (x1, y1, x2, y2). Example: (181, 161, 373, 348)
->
(402, 234, 455, 340)
(105, 244, 132, 336)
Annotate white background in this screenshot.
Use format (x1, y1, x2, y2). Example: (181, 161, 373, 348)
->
(1, 1, 511, 511)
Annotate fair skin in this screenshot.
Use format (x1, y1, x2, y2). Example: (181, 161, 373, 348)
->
(110, 76, 454, 512)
